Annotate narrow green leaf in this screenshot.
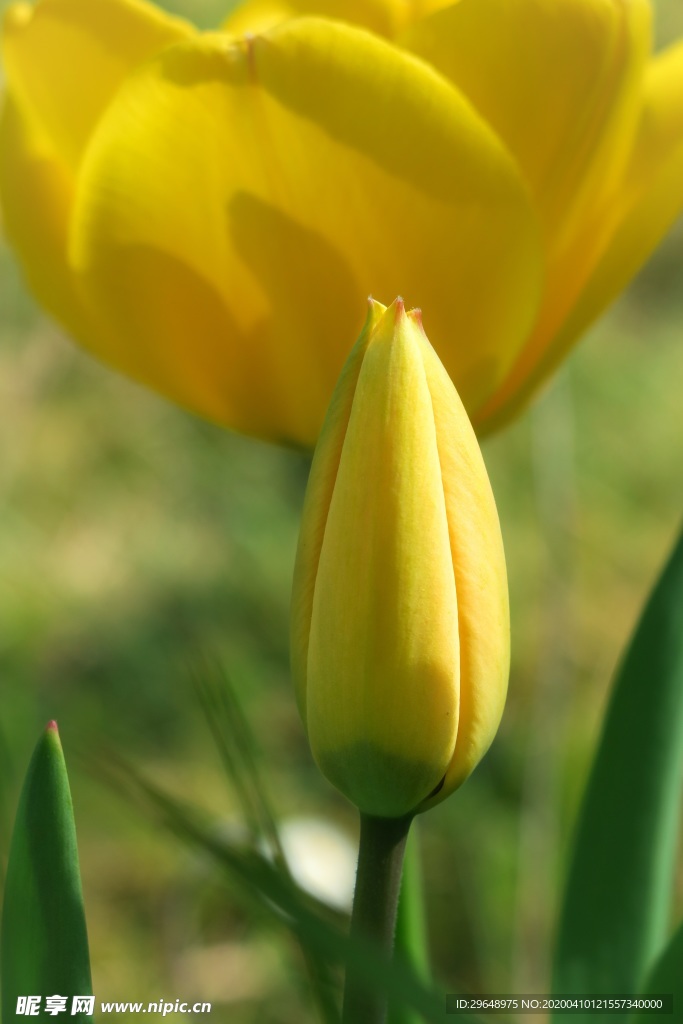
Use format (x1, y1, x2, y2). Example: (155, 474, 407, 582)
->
(1, 722, 93, 1022)
(91, 749, 466, 1024)
(553, 525, 683, 1004)
(632, 916, 683, 1024)
(191, 659, 339, 1022)
(0, 720, 14, 885)
(389, 825, 431, 1024)
(191, 659, 284, 864)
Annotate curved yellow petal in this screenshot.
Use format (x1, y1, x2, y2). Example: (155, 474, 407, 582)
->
(71, 18, 541, 445)
(415, 318, 508, 803)
(625, 38, 683, 192)
(0, 92, 218, 397)
(477, 37, 683, 432)
(410, 0, 455, 17)
(0, 94, 86, 337)
(290, 300, 382, 717)
(306, 301, 459, 818)
(222, 0, 456, 39)
(0, 0, 193, 381)
(223, 0, 406, 39)
(0, 91, 131, 376)
(402, 0, 651, 245)
(2, 0, 192, 171)
(405, 0, 651, 431)
(550, 39, 683, 360)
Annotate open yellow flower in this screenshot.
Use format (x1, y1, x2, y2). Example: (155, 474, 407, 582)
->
(1, 0, 681, 443)
(291, 298, 509, 817)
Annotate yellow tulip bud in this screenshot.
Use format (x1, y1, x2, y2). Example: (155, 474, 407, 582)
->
(291, 298, 509, 818)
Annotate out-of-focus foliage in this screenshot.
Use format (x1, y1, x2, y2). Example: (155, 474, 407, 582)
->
(91, 733, 454, 1024)
(1, 0, 683, 1018)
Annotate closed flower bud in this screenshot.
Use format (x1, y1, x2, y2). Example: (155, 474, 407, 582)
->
(291, 298, 509, 818)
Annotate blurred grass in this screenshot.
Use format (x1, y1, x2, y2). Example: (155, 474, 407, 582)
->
(1, 0, 683, 1017)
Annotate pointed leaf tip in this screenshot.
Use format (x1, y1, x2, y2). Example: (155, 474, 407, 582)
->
(1, 727, 92, 1018)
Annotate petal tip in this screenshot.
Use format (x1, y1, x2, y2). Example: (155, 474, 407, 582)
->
(408, 307, 424, 331)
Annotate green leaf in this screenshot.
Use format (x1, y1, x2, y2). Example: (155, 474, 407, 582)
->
(191, 660, 284, 865)
(1, 722, 93, 1022)
(91, 748, 465, 1024)
(553, 525, 683, 1006)
(191, 659, 340, 1023)
(632, 916, 683, 1024)
(0, 719, 14, 885)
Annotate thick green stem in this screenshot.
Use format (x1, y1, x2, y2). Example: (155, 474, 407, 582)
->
(342, 812, 413, 1024)
(389, 823, 431, 1024)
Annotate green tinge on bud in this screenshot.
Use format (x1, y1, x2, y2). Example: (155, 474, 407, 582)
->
(1, 722, 93, 1021)
(291, 299, 509, 818)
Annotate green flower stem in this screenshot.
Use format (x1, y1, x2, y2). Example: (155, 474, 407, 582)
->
(342, 812, 413, 1024)
(389, 824, 431, 1024)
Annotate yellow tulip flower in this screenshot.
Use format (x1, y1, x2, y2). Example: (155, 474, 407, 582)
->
(291, 298, 509, 818)
(1, 0, 681, 444)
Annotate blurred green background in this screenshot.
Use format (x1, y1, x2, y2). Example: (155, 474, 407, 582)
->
(1, 0, 683, 1019)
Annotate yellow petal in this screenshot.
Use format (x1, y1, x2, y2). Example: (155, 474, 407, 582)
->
(403, 0, 650, 427)
(2, 0, 191, 170)
(306, 301, 459, 818)
(0, 94, 87, 338)
(402, 0, 651, 246)
(290, 300, 383, 718)
(624, 38, 683, 192)
(223, 0, 406, 39)
(72, 18, 541, 445)
(549, 40, 683, 370)
(0, 0, 193, 378)
(477, 37, 683, 432)
(0, 92, 220, 398)
(222, 0, 456, 39)
(415, 316, 509, 802)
